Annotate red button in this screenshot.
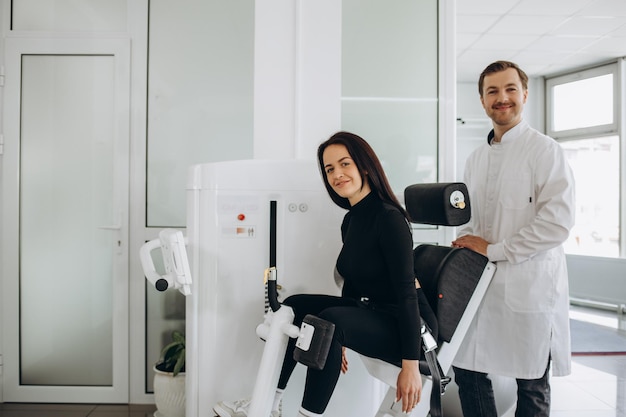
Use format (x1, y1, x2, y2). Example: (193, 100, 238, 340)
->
(237, 214, 245, 221)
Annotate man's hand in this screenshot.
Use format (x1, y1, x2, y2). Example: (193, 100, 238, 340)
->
(452, 234, 489, 256)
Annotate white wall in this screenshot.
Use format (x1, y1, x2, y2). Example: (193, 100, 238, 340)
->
(568, 255, 626, 306)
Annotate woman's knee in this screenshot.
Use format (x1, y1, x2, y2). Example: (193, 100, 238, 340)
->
(317, 306, 336, 320)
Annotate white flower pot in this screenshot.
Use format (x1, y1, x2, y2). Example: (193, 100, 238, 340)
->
(153, 366, 185, 417)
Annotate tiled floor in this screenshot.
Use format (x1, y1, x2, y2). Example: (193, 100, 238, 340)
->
(503, 305, 626, 417)
(0, 403, 157, 417)
(0, 306, 624, 417)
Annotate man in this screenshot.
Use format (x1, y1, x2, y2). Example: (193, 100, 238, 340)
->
(451, 61, 575, 417)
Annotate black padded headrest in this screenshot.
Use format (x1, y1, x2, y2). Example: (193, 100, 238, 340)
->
(404, 182, 471, 226)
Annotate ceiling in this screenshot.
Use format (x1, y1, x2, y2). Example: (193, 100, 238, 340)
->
(456, 0, 626, 83)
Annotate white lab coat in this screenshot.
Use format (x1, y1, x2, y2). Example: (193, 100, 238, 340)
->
(453, 120, 575, 379)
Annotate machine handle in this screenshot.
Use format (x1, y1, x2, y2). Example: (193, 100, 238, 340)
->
(139, 238, 171, 291)
(265, 267, 281, 312)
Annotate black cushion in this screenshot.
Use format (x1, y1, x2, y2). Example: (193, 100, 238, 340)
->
(414, 245, 488, 343)
(404, 182, 471, 226)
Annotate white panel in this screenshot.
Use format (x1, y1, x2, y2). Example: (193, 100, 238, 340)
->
(12, 0, 127, 32)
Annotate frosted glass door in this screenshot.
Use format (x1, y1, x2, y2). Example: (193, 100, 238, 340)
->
(1, 38, 130, 403)
(20, 55, 116, 386)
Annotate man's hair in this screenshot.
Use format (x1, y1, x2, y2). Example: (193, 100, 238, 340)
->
(478, 60, 529, 95)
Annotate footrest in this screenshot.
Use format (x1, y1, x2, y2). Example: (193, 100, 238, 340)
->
(293, 314, 335, 370)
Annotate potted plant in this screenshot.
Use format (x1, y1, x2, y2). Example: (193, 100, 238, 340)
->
(153, 330, 186, 417)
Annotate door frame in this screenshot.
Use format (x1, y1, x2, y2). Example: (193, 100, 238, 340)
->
(1, 36, 131, 403)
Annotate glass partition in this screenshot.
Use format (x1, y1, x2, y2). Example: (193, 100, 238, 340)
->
(146, 0, 255, 227)
(12, 0, 127, 32)
(341, 0, 439, 197)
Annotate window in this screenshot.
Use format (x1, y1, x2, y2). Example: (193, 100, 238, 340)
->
(546, 63, 621, 257)
(552, 75, 614, 132)
(560, 136, 619, 257)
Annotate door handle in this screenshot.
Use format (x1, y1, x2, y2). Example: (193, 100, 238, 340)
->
(98, 212, 123, 253)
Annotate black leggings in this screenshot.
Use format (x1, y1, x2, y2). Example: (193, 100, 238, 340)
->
(276, 292, 437, 414)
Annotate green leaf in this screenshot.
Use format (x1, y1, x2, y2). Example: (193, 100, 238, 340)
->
(156, 331, 186, 374)
(173, 348, 185, 376)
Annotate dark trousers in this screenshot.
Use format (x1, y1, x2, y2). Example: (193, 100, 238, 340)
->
(276, 293, 437, 415)
(453, 359, 551, 417)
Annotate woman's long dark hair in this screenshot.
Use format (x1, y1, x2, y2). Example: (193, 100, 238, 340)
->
(317, 131, 409, 219)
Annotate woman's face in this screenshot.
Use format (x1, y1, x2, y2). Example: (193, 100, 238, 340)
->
(322, 143, 371, 206)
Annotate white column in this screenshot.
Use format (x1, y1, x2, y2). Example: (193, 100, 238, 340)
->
(294, 0, 342, 160)
(254, 0, 342, 160)
(253, 0, 297, 159)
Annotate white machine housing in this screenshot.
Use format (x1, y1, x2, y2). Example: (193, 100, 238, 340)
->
(185, 159, 385, 417)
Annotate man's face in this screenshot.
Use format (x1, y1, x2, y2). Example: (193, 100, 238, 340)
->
(480, 67, 528, 130)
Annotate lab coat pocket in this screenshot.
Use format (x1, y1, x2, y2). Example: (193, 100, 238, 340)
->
(500, 173, 532, 210)
(504, 259, 556, 313)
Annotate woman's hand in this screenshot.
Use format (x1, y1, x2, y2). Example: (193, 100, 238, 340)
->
(396, 359, 422, 413)
(341, 346, 349, 374)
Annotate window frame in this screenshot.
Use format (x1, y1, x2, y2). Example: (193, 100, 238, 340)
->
(545, 60, 625, 258)
(546, 63, 619, 140)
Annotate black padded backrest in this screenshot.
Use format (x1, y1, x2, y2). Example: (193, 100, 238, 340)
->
(404, 182, 471, 226)
(414, 245, 488, 343)
(412, 245, 452, 313)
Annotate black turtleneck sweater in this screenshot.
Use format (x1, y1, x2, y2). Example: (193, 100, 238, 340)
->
(336, 192, 421, 359)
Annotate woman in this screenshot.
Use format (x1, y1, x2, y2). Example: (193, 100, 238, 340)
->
(214, 131, 435, 417)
